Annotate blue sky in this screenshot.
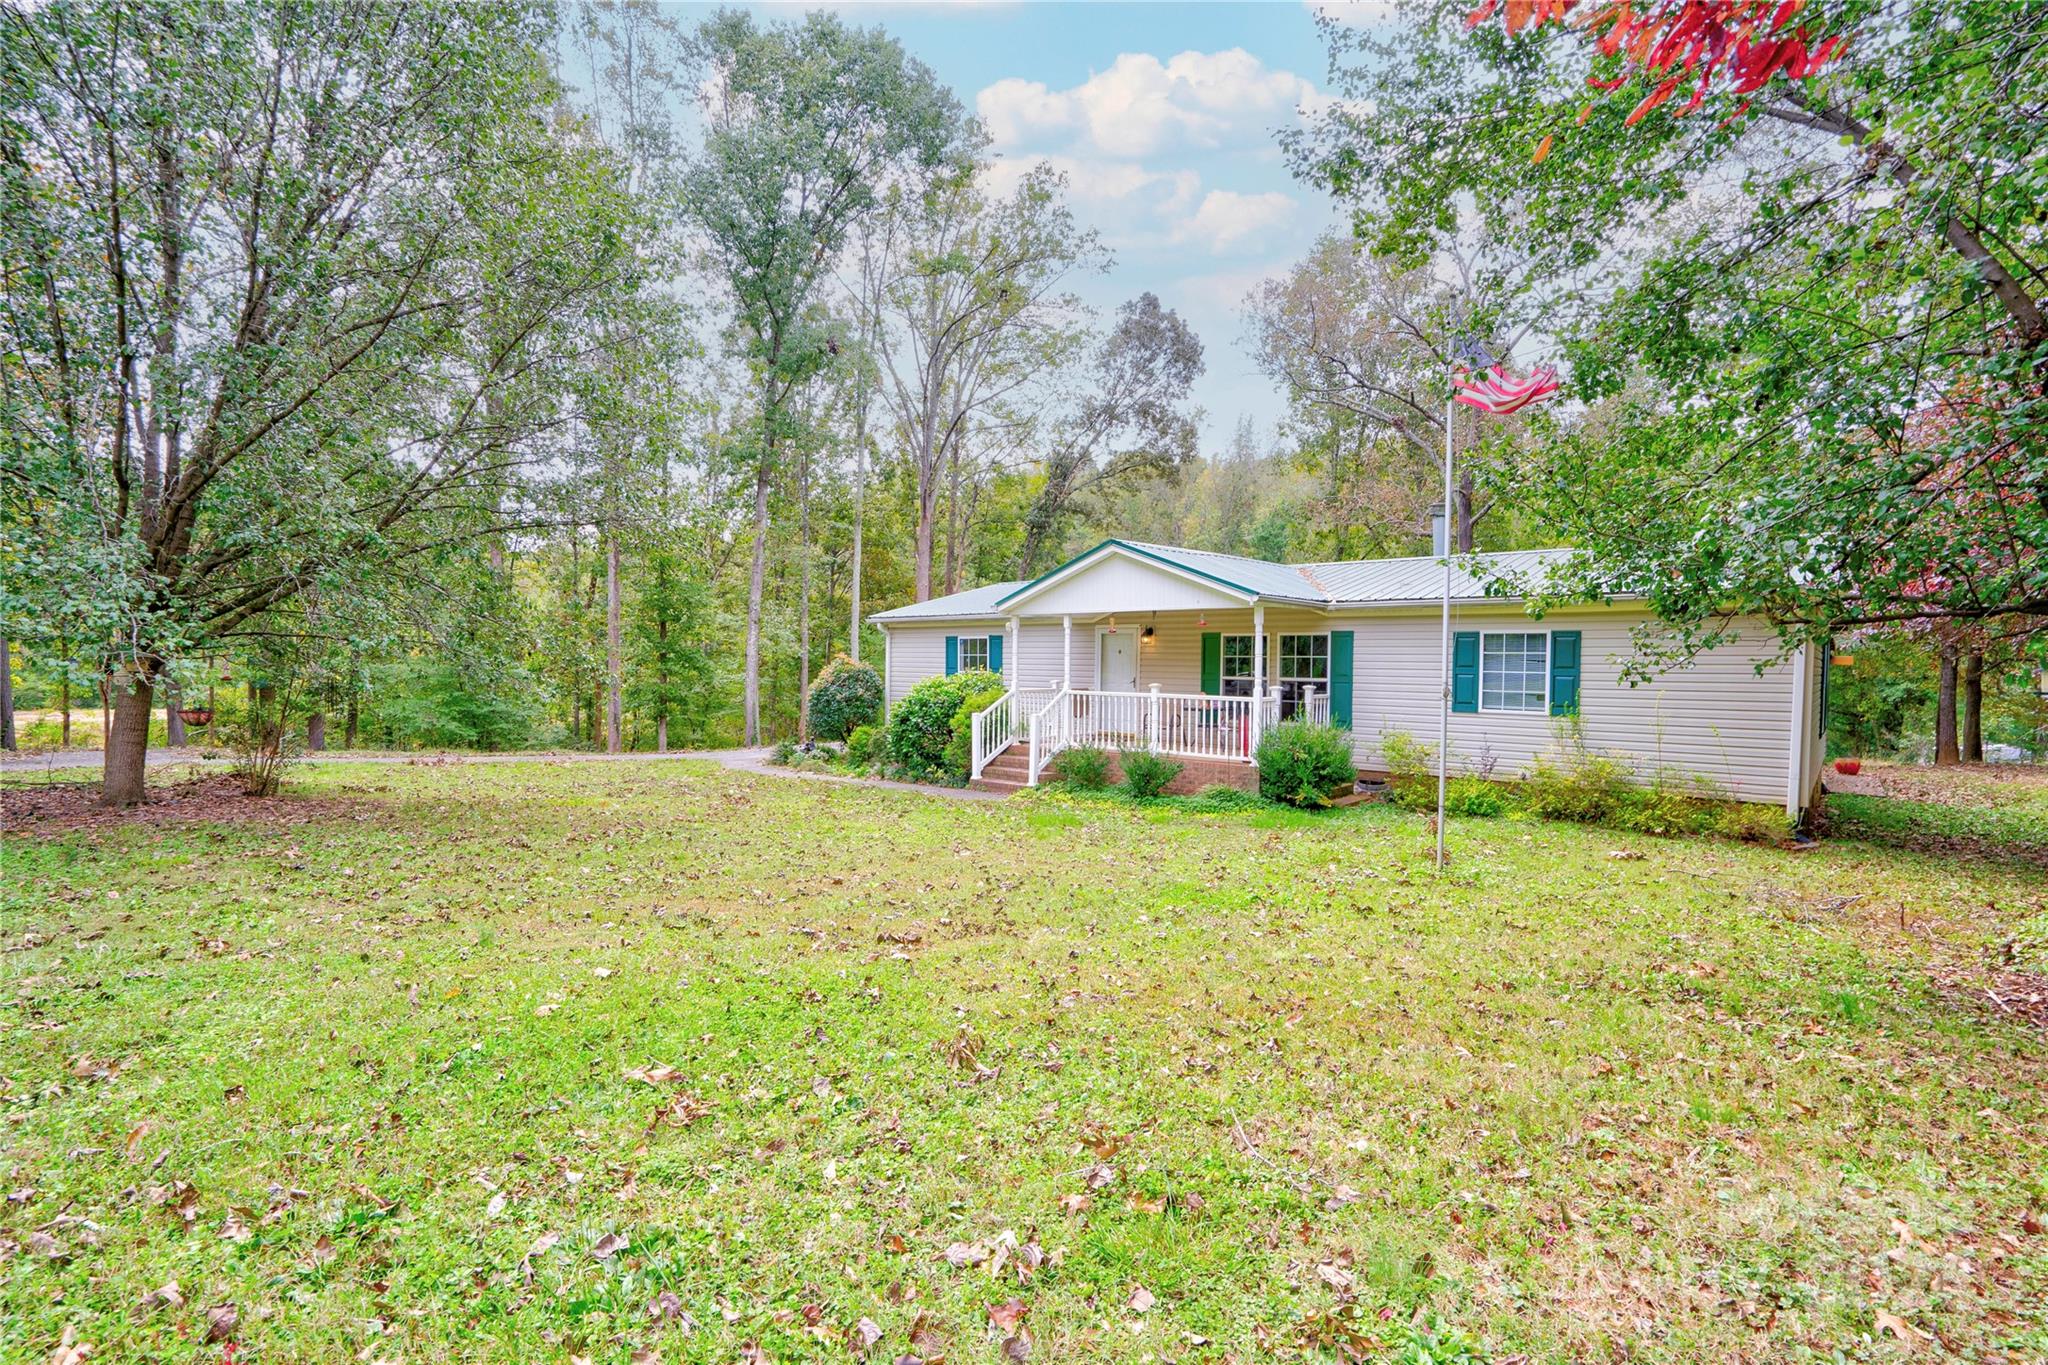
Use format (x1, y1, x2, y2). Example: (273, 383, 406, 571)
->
(665, 0, 1376, 449)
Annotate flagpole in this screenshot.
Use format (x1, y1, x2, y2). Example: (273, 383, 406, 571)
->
(1436, 371, 1454, 873)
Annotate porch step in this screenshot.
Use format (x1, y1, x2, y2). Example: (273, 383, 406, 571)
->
(972, 741, 1032, 795)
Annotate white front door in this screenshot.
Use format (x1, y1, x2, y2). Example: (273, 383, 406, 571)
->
(1100, 630, 1139, 691)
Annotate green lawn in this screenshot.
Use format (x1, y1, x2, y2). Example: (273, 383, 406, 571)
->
(4, 760, 2044, 1363)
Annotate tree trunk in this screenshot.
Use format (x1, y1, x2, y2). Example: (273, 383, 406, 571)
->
(850, 428, 865, 663)
(101, 666, 155, 807)
(944, 433, 963, 596)
(0, 634, 13, 751)
(797, 440, 814, 742)
(914, 485, 937, 604)
(1455, 467, 1476, 553)
(307, 711, 326, 751)
(657, 714, 668, 753)
(743, 452, 772, 745)
(60, 674, 71, 746)
(1934, 646, 1959, 765)
(164, 676, 186, 748)
(1961, 650, 1984, 762)
(605, 532, 623, 755)
(345, 693, 359, 749)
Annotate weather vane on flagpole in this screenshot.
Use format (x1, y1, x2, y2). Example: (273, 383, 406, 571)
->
(1434, 334, 1560, 872)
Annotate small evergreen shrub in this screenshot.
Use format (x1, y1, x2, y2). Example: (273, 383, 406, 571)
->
(846, 723, 882, 768)
(769, 737, 799, 765)
(1051, 744, 1112, 790)
(1119, 749, 1183, 799)
(943, 683, 1008, 780)
(886, 669, 1001, 780)
(1255, 721, 1355, 808)
(807, 655, 883, 741)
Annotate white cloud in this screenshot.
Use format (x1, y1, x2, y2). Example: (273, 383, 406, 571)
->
(977, 49, 1322, 159)
(978, 153, 1196, 223)
(1175, 189, 1297, 253)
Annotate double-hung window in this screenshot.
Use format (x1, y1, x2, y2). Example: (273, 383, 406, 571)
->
(1277, 633, 1329, 718)
(957, 636, 990, 672)
(1219, 634, 1256, 697)
(1480, 632, 1548, 712)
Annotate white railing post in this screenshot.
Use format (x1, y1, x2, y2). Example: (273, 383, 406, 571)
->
(1027, 711, 1041, 787)
(1305, 685, 1317, 727)
(1147, 683, 1161, 751)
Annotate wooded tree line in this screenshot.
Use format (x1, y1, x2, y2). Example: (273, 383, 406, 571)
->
(2, 0, 2041, 801)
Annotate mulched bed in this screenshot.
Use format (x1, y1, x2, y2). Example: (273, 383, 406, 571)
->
(1, 774, 365, 837)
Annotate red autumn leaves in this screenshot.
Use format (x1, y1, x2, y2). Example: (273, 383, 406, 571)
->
(1466, 0, 1848, 157)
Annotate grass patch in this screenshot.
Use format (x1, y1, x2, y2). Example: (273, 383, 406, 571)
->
(1828, 791, 2048, 857)
(4, 758, 2045, 1362)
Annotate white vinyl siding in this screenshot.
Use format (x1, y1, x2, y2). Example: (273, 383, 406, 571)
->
(1481, 632, 1548, 713)
(1342, 606, 1798, 809)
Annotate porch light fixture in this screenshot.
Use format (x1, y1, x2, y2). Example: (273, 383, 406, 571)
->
(1141, 626, 1155, 641)
(1106, 615, 1116, 634)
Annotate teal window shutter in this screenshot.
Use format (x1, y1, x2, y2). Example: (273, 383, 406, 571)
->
(1328, 630, 1353, 727)
(1549, 630, 1581, 717)
(944, 636, 958, 676)
(1451, 632, 1480, 713)
(988, 633, 1004, 676)
(1199, 632, 1221, 694)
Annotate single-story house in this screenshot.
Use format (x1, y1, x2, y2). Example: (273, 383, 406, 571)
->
(869, 538, 1827, 820)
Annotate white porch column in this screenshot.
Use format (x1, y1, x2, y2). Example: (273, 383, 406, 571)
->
(1249, 603, 1266, 753)
(1062, 615, 1073, 691)
(1007, 616, 1019, 687)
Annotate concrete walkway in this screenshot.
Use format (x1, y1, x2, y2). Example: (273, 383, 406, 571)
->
(0, 744, 1008, 801)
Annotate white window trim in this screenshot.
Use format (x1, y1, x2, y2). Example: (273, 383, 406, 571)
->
(957, 635, 991, 673)
(1219, 632, 1257, 694)
(1274, 630, 1332, 688)
(1477, 628, 1552, 715)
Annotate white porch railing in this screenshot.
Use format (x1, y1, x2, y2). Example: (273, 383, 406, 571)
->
(1019, 684, 1321, 786)
(970, 687, 1063, 781)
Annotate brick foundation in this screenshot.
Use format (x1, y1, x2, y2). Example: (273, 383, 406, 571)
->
(1097, 750, 1260, 795)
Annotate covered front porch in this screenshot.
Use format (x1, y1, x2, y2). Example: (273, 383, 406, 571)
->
(959, 543, 1349, 785)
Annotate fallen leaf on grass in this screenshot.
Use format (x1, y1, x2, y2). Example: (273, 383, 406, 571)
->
(46, 1327, 92, 1365)
(624, 1063, 685, 1086)
(1875, 1309, 1932, 1347)
(850, 1317, 883, 1353)
(941, 1240, 989, 1269)
(990, 1298, 1029, 1333)
(1127, 1286, 1155, 1314)
(204, 1303, 238, 1343)
(141, 1280, 184, 1311)
(1057, 1193, 1091, 1216)
(1315, 1261, 1357, 1294)
(592, 1231, 629, 1260)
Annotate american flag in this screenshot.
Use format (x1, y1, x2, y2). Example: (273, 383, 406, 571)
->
(1451, 338, 1560, 415)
